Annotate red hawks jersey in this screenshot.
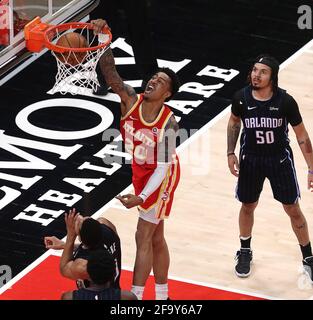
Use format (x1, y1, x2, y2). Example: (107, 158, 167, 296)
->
(120, 94, 180, 216)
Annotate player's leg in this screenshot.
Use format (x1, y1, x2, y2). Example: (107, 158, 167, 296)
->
(282, 203, 313, 281)
(270, 151, 313, 281)
(282, 202, 310, 245)
(150, 163, 179, 299)
(237, 154, 264, 236)
(132, 215, 158, 300)
(282, 198, 313, 281)
(239, 201, 258, 238)
(151, 220, 169, 300)
(235, 154, 264, 277)
(268, 151, 310, 248)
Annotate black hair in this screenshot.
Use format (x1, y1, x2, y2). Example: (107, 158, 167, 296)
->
(247, 54, 279, 91)
(80, 218, 103, 249)
(156, 67, 181, 101)
(87, 249, 115, 285)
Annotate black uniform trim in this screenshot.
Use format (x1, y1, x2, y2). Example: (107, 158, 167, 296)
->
(72, 287, 121, 300)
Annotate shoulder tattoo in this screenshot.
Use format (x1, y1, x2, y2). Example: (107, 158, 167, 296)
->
(123, 83, 137, 98)
(165, 115, 179, 132)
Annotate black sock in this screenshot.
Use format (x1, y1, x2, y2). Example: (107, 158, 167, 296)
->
(300, 242, 312, 259)
(240, 236, 251, 249)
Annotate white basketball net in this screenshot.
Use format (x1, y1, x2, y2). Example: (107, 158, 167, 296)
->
(50, 27, 110, 95)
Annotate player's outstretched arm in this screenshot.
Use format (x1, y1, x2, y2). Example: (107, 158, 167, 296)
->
(91, 19, 137, 116)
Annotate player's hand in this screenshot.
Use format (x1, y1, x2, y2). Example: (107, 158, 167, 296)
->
(228, 154, 239, 177)
(44, 236, 65, 250)
(116, 194, 143, 209)
(64, 208, 80, 241)
(90, 19, 111, 34)
(308, 171, 313, 191)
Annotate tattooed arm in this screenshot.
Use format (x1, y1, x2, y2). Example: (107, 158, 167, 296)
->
(292, 122, 313, 190)
(157, 115, 179, 163)
(91, 19, 137, 116)
(227, 113, 241, 177)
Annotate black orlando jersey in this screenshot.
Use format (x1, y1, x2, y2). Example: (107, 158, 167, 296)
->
(231, 86, 302, 156)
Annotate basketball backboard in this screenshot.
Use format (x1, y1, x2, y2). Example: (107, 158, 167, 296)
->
(0, 0, 99, 81)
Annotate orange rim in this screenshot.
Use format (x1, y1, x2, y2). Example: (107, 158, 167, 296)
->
(44, 22, 112, 53)
(24, 17, 111, 53)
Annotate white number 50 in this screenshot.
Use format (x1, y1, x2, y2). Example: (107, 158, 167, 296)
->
(256, 130, 274, 144)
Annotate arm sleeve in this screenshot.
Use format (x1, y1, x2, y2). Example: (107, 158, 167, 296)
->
(231, 90, 243, 117)
(138, 162, 171, 202)
(284, 94, 302, 127)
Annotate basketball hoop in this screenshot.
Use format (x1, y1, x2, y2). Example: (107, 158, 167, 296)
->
(24, 17, 112, 95)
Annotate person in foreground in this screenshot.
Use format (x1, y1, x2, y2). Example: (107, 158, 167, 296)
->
(44, 209, 121, 289)
(61, 249, 136, 300)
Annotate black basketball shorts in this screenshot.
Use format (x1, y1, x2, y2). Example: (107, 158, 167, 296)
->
(235, 150, 300, 204)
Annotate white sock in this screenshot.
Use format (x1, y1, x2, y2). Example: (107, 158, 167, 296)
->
(240, 236, 251, 240)
(131, 285, 144, 300)
(155, 283, 168, 300)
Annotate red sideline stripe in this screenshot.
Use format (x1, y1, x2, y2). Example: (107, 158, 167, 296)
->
(0, 255, 263, 300)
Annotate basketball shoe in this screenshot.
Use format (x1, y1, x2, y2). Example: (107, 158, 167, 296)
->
(235, 248, 253, 278)
(303, 256, 313, 282)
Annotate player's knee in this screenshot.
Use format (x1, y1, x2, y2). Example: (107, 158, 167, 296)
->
(152, 234, 166, 249)
(283, 203, 302, 218)
(241, 201, 258, 213)
(135, 229, 153, 247)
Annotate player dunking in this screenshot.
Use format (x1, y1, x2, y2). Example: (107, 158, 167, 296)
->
(227, 54, 313, 280)
(91, 19, 181, 300)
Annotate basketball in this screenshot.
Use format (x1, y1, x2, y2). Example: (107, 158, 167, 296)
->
(55, 32, 88, 66)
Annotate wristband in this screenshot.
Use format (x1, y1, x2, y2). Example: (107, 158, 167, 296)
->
(227, 152, 235, 156)
(138, 193, 148, 203)
(309, 170, 313, 175)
